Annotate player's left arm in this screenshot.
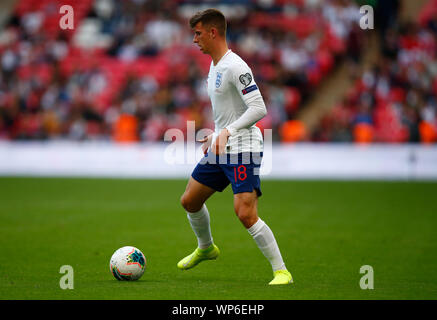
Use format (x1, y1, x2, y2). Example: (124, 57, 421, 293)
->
(225, 65, 267, 136)
(213, 64, 267, 154)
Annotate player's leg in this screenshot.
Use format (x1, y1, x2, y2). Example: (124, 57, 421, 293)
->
(234, 191, 292, 285)
(222, 153, 290, 282)
(178, 167, 226, 270)
(180, 176, 216, 249)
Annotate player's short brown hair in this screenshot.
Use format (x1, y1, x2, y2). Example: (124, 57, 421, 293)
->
(189, 8, 227, 37)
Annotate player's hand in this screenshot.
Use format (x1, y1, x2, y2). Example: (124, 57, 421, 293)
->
(198, 134, 213, 155)
(211, 129, 230, 155)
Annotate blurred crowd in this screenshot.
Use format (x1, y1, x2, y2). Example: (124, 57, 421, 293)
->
(2, 0, 433, 144)
(312, 0, 437, 143)
(0, 0, 366, 142)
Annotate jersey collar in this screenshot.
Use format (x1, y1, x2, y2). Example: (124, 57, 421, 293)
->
(213, 49, 232, 67)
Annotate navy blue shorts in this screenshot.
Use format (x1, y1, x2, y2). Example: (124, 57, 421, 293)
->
(191, 152, 263, 197)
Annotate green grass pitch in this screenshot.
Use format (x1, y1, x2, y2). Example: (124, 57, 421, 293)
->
(0, 177, 436, 300)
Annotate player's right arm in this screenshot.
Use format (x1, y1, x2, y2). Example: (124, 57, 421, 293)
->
(198, 134, 213, 154)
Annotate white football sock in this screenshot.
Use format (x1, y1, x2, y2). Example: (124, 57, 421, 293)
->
(247, 218, 286, 272)
(187, 204, 213, 249)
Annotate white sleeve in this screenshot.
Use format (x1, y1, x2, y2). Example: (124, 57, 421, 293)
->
(225, 64, 267, 136)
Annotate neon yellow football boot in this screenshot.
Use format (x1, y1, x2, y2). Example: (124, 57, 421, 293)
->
(177, 244, 220, 270)
(269, 269, 293, 285)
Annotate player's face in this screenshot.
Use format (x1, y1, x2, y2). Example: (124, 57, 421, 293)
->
(192, 22, 211, 54)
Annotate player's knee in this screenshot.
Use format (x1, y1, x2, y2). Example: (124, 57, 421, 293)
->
(180, 193, 191, 211)
(180, 193, 202, 213)
(236, 210, 258, 228)
(234, 200, 257, 228)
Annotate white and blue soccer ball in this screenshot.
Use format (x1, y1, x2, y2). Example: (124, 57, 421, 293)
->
(109, 246, 146, 281)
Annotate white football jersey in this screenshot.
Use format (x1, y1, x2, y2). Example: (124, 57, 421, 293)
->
(206, 50, 265, 153)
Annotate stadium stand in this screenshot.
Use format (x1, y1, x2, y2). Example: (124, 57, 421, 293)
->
(1, 0, 433, 144)
(312, 0, 437, 143)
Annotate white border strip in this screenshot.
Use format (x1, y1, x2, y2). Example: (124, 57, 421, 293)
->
(0, 142, 436, 180)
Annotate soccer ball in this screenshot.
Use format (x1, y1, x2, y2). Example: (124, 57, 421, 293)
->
(109, 246, 146, 281)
